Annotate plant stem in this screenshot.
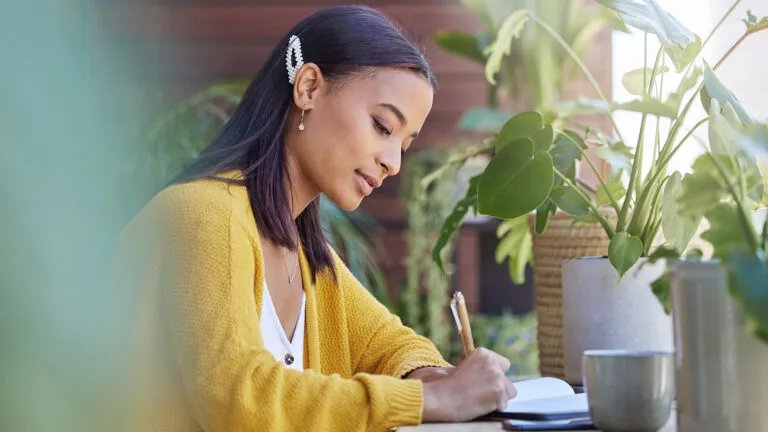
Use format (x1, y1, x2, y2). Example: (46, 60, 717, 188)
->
(702, 0, 741, 53)
(560, 131, 621, 212)
(553, 167, 616, 237)
(714, 32, 749, 70)
(618, 46, 663, 231)
(530, 14, 625, 145)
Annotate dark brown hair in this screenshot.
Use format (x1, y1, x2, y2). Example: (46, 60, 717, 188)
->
(171, 5, 436, 282)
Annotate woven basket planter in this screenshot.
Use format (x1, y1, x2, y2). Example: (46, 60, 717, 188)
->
(527, 211, 614, 379)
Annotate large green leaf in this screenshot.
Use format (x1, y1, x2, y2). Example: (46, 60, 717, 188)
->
(609, 231, 644, 277)
(621, 66, 670, 96)
(432, 174, 481, 273)
(743, 10, 768, 34)
(739, 123, 768, 161)
(708, 98, 743, 156)
(495, 111, 543, 151)
(485, 9, 531, 85)
(531, 124, 554, 153)
(612, 97, 679, 118)
(702, 63, 753, 125)
(495, 216, 533, 284)
(701, 203, 752, 260)
(550, 185, 591, 216)
(662, 172, 701, 251)
(679, 163, 728, 218)
(598, 0, 700, 71)
(458, 107, 513, 132)
(596, 179, 626, 207)
(478, 138, 554, 219)
(433, 30, 486, 64)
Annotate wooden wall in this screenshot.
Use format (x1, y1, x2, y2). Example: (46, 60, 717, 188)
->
(101, 0, 612, 314)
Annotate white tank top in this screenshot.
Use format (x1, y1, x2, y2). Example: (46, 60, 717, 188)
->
(260, 280, 305, 371)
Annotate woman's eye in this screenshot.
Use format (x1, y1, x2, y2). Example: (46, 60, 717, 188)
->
(373, 119, 391, 137)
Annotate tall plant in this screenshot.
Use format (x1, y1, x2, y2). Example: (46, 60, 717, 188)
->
(432, 1, 768, 282)
(127, 79, 390, 303)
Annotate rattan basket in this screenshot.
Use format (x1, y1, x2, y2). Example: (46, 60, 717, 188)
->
(528, 211, 614, 379)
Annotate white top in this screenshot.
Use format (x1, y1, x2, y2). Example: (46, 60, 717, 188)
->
(260, 280, 305, 371)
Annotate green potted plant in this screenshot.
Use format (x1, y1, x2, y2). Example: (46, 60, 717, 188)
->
(432, 0, 767, 384)
(433, 0, 621, 378)
(660, 36, 768, 428)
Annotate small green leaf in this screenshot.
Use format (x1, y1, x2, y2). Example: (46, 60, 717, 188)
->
(433, 30, 486, 64)
(478, 138, 554, 219)
(708, 98, 743, 156)
(432, 175, 480, 272)
(485, 10, 531, 85)
(457, 107, 513, 132)
(595, 140, 634, 172)
(612, 97, 679, 118)
(621, 66, 670, 96)
(739, 123, 768, 160)
(534, 200, 556, 234)
(743, 10, 768, 33)
(651, 270, 673, 314)
(571, 213, 599, 226)
(702, 63, 753, 125)
(495, 216, 533, 284)
(608, 231, 643, 277)
(495, 111, 544, 151)
(662, 172, 701, 251)
(701, 203, 752, 260)
(531, 124, 554, 154)
(666, 66, 702, 112)
(596, 180, 626, 207)
(551, 130, 585, 180)
(550, 185, 591, 217)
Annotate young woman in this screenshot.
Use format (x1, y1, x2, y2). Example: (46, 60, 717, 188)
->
(119, 5, 516, 431)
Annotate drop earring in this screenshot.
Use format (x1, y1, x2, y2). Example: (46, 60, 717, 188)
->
(298, 109, 306, 131)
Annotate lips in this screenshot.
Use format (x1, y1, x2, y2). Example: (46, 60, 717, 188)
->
(355, 170, 380, 196)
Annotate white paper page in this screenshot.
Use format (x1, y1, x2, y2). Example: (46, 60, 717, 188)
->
(503, 393, 589, 415)
(510, 377, 575, 402)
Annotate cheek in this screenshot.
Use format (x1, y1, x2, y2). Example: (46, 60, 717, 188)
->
(310, 106, 371, 169)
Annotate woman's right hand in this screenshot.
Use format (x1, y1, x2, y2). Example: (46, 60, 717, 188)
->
(421, 348, 517, 422)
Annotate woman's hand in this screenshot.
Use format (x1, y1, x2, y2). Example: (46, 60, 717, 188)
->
(421, 348, 517, 423)
(405, 366, 455, 383)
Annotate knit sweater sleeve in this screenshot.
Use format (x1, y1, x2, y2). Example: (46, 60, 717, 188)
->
(331, 251, 453, 378)
(154, 184, 425, 432)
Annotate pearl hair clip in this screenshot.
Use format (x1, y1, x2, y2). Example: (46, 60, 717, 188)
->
(286, 35, 304, 85)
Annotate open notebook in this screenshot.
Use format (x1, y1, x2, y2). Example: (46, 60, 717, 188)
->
(482, 377, 589, 421)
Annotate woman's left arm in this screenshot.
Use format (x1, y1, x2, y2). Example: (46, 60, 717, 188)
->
(330, 250, 453, 378)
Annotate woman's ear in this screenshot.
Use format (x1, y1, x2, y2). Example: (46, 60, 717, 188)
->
(293, 63, 323, 110)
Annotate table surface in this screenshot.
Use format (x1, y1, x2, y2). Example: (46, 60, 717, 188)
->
(399, 413, 677, 431)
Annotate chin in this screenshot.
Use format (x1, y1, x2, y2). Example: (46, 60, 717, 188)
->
(324, 191, 363, 212)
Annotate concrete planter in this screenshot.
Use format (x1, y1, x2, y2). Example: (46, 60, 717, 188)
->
(670, 260, 768, 432)
(561, 257, 674, 384)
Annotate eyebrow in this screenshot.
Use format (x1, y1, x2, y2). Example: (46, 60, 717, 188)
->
(378, 103, 420, 138)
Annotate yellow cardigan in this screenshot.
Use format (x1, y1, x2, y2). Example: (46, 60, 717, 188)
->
(116, 171, 451, 432)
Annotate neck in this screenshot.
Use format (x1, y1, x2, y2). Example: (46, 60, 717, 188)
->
(285, 147, 319, 220)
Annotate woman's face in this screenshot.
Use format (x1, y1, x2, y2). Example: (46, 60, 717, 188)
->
(288, 67, 434, 211)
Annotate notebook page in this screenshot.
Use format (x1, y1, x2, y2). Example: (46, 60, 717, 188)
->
(510, 377, 576, 403)
(502, 393, 588, 415)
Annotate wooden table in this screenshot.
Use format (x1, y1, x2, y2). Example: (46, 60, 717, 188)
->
(400, 412, 677, 431)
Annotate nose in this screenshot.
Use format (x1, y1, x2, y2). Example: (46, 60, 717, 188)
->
(376, 146, 401, 177)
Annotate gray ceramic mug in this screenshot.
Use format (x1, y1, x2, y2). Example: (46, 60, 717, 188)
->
(583, 350, 675, 432)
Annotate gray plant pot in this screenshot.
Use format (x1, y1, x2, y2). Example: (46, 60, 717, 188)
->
(670, 260, 768, 432)
(562, 257, 674, 385)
